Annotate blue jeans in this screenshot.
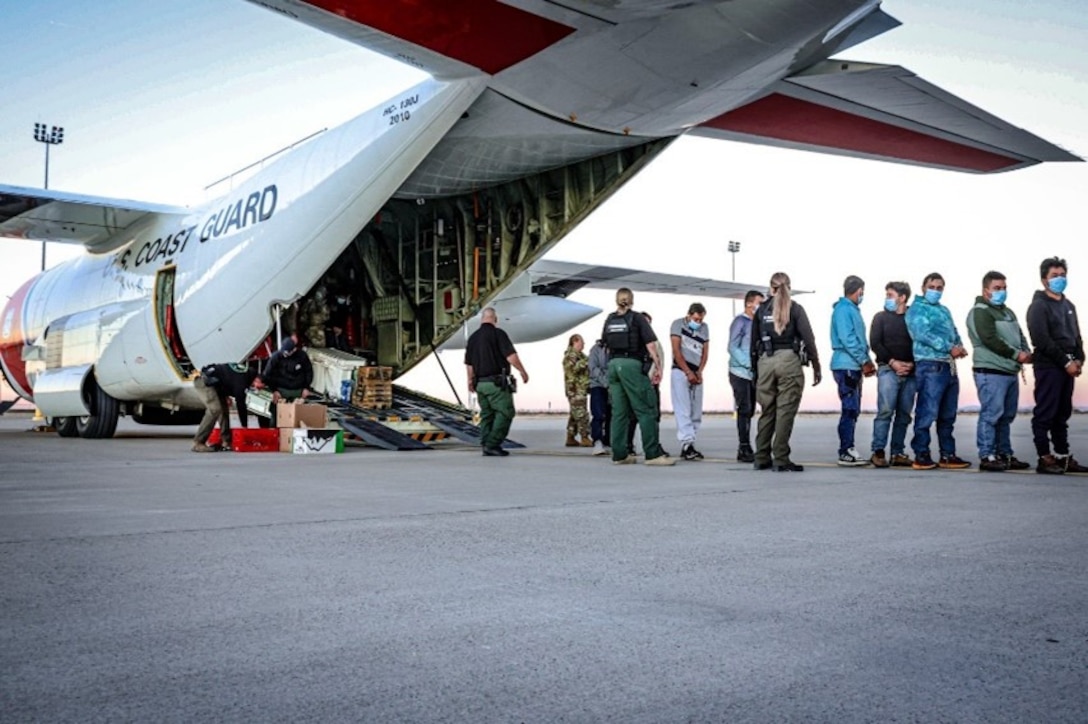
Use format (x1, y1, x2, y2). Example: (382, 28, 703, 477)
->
(871, 366, 916, 455)
(974, 371, 1018, 458)
(911, 360, 960, 457)
(590, 387, 610, 444)
(833, 369, 863, 454)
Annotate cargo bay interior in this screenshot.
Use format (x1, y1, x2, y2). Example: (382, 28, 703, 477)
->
(285, 140, 669, 378)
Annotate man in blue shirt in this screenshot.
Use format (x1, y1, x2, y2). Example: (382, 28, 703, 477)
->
(830, 276, 876, 466)
(905, 273, 970, 470)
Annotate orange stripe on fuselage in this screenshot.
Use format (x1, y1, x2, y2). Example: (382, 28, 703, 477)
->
(0, 276, 37, 399)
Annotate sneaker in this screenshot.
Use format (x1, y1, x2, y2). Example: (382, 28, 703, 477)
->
(890, 454, 913, 467)
(870, 450, 889, 468)
(645, 454, 677, 466)
(979, 455, 1006, 472)
(1061, 455, 1088, 474)
(191, 442, 216, 453)
(912, 454, 938, 470)
(736, 445, 755, 463)
(938, 454, 971, 469)
(681, 444, 704, 461)
(592, 441, 608, 456)
(837, 448, 869, 467)
(1037, 454, 1066, 475)
(1001, 455, 1031, 471)
(612, 454, 637, 465)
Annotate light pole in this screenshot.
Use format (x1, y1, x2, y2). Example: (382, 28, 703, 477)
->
(728, 240, 741, 316)
(33, 122, 64, 271)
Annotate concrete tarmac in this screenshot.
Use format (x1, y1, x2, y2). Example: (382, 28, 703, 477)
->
(1, 411, 1086, 722)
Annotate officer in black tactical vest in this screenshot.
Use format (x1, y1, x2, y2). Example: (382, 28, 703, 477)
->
(750, 272, 822, 471)
(603, 288, 675, 466)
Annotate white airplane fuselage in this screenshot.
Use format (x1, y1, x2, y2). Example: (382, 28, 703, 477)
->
(2, 76, 485, 413)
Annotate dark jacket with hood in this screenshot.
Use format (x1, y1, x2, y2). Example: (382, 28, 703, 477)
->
(1026, 290, 1084, 370)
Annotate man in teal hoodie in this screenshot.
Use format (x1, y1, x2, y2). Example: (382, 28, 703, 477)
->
(966, 271, 1033, 472)
(905, 272, 971, 469)
(830, 275, 875, 465)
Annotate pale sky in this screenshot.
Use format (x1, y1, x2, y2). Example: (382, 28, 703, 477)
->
(2, 0, 1086, 414)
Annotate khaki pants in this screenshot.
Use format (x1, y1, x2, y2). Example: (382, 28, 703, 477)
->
(755, 352, 804, 466)
(194, 378, 230, 446)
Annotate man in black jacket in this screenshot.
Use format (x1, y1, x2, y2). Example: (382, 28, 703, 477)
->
(1026, 256, 1086, 474)
(193, 362, 258, 452)
(868, 281, 916, 468)
(256, 334, 314, 402)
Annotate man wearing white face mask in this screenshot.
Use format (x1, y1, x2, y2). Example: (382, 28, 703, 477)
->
(670, 302, 709, 461)
(1026, 256, 1086, 474)
(966, 271, 1033, 472)
(905, 272, 970, 470)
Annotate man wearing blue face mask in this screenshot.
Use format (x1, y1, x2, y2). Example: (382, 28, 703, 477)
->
(670, 302, 709, 461)
(966, 271, 1033, 472)
(905, 272, 971, 470)
(830, 275, 876, 466)
(1026, 256, 1086, 474)
(869, 281, 916, 468)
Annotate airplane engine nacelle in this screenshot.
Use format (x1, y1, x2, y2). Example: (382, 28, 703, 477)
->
(442, 295, 600, 350)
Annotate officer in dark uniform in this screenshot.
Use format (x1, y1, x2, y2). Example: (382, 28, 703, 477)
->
(603, 288, 675, 466)
(465, 307, 530, 456)
(750, 272, 822, 471)
(192, 362, 259, 452)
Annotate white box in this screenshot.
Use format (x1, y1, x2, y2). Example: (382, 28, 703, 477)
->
(292, 428, 344, 454)
(307, 348, 369, 400)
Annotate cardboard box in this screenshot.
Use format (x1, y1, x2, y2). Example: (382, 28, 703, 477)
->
(292, 428, 344, 454)
(279, 427, 294, 453)
(276, 402, 328, 429)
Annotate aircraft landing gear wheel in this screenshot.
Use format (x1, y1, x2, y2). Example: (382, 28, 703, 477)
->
(53, 417, 79, 438)
(76, 379, 120, 439)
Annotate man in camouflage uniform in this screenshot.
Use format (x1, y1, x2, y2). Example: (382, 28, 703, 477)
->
(563, 334, 593, 446)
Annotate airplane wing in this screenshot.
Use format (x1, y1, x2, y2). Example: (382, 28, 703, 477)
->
(0, 184, 189, 252)
(691, 60, 1080, 173)
(528, 260, 767, 300)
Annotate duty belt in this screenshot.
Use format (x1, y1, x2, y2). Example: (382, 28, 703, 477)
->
(476, 374, 507, 384)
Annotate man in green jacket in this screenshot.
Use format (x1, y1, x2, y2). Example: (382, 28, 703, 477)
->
(966, 271, 1033, 471)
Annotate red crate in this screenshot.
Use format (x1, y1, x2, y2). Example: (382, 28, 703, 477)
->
(205, 427, 280, 452)
(232, 428, 280, 452)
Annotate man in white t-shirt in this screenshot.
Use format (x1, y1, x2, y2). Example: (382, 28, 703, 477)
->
(670, 302, 709, 461)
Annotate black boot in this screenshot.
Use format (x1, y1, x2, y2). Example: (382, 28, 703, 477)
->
(737, 443, 755, 463)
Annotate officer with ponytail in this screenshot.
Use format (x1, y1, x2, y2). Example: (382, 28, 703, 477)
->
(603, 288, 675, 466)
(750, 272, 821, 472)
